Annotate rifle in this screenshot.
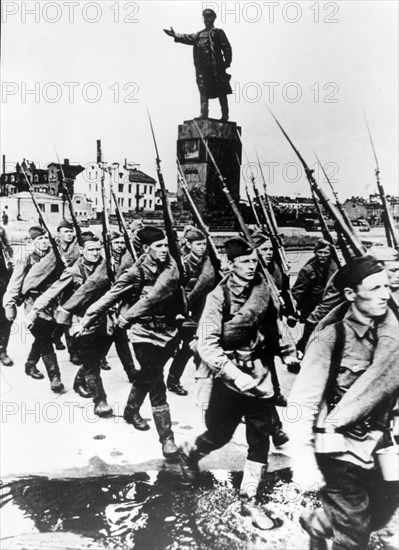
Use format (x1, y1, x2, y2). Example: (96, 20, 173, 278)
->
(20, 163, 64, 266)
(268, 108, 366, 260)
(364, 114, 398, 249)
(235, 152, 263, 230)
(192, 119, 286, 318)
(54, 148, 83, 246)
(108, 166, 138, 262)
(314, 152, 355, 237)
(97, 143, 116, 283)
(177, 157, 222, 279)
(147, 109, 187, 315)
(249, 158, 298, 322)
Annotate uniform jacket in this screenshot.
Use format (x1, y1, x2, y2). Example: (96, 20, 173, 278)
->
(3, 249, 61, 321)
(292, 256, 338, 320)
(183, 253, 215, 321)
(288, 302, 398, 468)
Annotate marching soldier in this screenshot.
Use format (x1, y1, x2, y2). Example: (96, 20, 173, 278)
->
(292, 238, 338, 355)
(3, 226, 64, 391)
(0, 224, 14, 366)
(82, 226, 181, 458)
(179, 237, 281, 530)
(27, 232, 113, 413)
(288, 256, 398, 550)
(167, 226, 215, 396)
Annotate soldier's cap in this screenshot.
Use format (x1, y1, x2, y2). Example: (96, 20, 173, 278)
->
(110, 230, 123, 241)
(369, 245, 399, 262)
(183, 225, 206, 242)
(225, 236, 254, 261)
(203, 8, 216, 17)
(137, 226, 165, 246)
(314, 238, 331, 252)
(57, 218, 74, 231)
(80, 231, 98, 246)
(130, 220, 144, 232)
(29, 225, 46, 240)
(251, 231, 272, 248)
(334, 255, 384, 291)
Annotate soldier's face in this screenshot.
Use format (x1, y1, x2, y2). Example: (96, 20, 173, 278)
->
(385, 260, 399, 291)
(148, 238, 168, 263)
(82, 241, 102, 263)
(111, 237, 126, 255)
(58, 228, 74, 243)
(187, 239, 207, 258)
(34, 235, 50, 253)
(344, 270, 391, 318)
(232, 250, 258, 282)
(257, 241, 273, 266)
(315, 247, 331, 264)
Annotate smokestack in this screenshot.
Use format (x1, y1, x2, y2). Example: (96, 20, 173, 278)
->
(96, 140, 102, 164)
(2, 155, 5, 175)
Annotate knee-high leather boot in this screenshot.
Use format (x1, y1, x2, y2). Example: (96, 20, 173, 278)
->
(152, 404, 179, 458)
(42, 352, 64, 393)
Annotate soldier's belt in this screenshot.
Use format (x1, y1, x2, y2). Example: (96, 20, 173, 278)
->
(138, 315, 170, 330)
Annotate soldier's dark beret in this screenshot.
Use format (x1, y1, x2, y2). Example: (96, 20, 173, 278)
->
(225, 237, 254, 261)
(314, 238, 331, 252)
(109, 230, 123, 241)
(80, 231, 98, 245)
(137, 226, 165, 245)
(57, 219, 74, 231)
(251, 232, 272, 247)
(184, 226, 206, 242)
(334, 255, 384, 291)
(29, 225, 46, 240)
(203, 8, 216, 17)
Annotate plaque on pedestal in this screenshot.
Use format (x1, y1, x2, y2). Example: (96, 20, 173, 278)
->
(176, 118, 242, 227)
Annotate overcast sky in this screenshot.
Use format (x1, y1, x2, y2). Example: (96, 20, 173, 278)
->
(1, 0, 398, 200)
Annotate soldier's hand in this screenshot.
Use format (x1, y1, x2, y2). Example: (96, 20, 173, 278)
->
(163, 27, 175, 38)
(5, 305, 17, 322)
(117, 315, 130, 329)
(25, 314, 36, 330)
(234, 372, 257, 392)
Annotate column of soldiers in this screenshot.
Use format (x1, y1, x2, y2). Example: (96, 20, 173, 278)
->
(1, 217, 398, 547)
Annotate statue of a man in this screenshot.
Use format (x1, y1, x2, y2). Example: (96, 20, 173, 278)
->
(164, 9, 232, 122)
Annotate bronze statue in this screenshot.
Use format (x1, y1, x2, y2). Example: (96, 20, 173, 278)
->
(164, 9, 232, 122)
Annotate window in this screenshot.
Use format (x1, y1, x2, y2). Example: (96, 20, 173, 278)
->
(128, 184, 132, 194)
(128, 199, 132, 208)
(144, 199, 147, 208)
(39, 203, 45, 212)
(50, 187, 55, 195)
(89, 184, 91, 192)
(11, 175, 15, 183)
(51, 204, 59, 213)
(75, 199, 81, 204)
(144, 185, 147, 194)
(34, 175, 39, 182)
(149, 200, 152, 209)
(121, 198, 124, 206)
(118, 184, 124, 193)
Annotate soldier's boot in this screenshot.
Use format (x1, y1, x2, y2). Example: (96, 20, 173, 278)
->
(42, 352, 64, 393)
(0, 349, 14, 366)
(152, 404, 179, 459)
(85, 373, 112, 417)
(299, 509, 332, 550)
(178, 439, 206, 484)
(73, 368, 91, 398)
(25, 360, 45, 380)
(219, 95, 229, 122)
(240, 459, 275, 530)
(124, 387, 150, 430)
(167, 374, 188, 396)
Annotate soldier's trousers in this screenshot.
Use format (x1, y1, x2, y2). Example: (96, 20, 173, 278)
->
(314, 455, 398, 550)
(75, 328, 113, 404)
(126, 340, 177, 409)
(196, 378, 274, 464)
(27, 318, 56, 364)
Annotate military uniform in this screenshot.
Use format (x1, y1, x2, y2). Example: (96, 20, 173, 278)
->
(288, 257, 398, 550)
(82, 227, 181, 457)
(3, 226, 64, 389)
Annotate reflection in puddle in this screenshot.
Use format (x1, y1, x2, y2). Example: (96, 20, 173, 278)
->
(0, 468, 311, 549)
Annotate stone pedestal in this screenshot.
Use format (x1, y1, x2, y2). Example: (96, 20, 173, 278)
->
(176, 118, 241, 225)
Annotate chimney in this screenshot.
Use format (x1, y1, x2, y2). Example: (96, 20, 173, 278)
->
(64, 158, 69, 166)
(97, 140, 102, 164)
